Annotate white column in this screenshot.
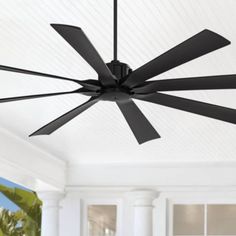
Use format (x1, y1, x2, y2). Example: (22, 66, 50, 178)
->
(38, 191, 64, 236)
(131, 190, 159, 236)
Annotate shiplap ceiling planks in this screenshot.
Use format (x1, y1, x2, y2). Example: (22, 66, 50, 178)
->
(0, 0, 235, 164)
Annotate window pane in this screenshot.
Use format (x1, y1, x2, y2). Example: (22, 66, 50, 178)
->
(207, 204, 236, 235)
(173, 204, 204, 235)
(88, 205, 117, 236)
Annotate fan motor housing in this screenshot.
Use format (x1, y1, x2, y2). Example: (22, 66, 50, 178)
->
(100, 87, 130, 102)
(106, 60, 132, 81)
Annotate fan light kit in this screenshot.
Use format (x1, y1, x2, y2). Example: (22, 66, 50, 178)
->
(1, 0, 236, 144)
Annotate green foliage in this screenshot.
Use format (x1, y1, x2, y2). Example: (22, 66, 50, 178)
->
(0, 185, 42, 236)
(0, 208, 24, 236)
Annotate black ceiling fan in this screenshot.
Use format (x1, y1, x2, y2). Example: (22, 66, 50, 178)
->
(1, 0, 236, 144)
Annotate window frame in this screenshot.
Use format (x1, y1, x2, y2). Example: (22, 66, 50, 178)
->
(82, 197, 123, 236)
(168, 196, 236, 236)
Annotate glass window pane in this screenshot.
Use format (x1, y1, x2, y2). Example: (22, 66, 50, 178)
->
(173, 204, 204, 235)
(207, 204, 236, 235)
(88, 205, 117, 236)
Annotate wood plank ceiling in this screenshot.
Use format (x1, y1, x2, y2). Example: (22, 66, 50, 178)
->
(0, 0, 235, 164)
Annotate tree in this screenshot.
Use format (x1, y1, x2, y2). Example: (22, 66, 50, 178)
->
(0, 208, 24, 236)
(0, 184, 42, 236)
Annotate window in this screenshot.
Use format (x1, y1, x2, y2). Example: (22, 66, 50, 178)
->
(207, 205, 236, 235)
(88, 205, 117, 236)
(174, 204, 204, 236)
(173, 204, 236, 236)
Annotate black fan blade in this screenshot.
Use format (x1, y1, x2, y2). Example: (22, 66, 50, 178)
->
(30, 96, 99, 136)
(134, 93, 236, 124)
(0, 90, 78, 103)
(0, 65, 103, 91)
(132, 74, 236, 94)
(77, 87, 100, 96)
(117, 99, 160, 144)
(0, 65, 80, 84)
(123, 30, 230, 88)
(51, 24, 116, 87)
(80, 79, 101, 91)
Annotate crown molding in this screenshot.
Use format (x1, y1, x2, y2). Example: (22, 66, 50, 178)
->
(67, 162, 236, 187)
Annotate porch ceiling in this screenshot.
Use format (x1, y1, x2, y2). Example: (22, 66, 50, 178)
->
(0, 0, 236, 165)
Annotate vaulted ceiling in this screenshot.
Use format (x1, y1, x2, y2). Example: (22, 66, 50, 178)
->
(0, 0, 236, 165)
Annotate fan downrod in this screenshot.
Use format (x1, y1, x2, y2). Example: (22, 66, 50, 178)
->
(98, 0, 133, 102)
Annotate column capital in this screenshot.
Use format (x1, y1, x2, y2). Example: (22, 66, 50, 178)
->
(126, 189, 159, 207)
(38, 191, 64, 200)
(38, 191, 65, 208)
(38, 191, 64, 236)
(128, 190, 159, 236)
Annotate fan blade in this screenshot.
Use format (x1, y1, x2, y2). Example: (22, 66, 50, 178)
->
(51, 24, 116, 87)
(132, 74, 236, 94)
(0, 64, 81, 84)
(77, 87, 100, 96)
(123, 30, 230, 88)
(0, 90, 78, 103)
(117, 99, 160, 144)
(30, 96, 99, 136)
(0, 64, 103, 91)
(134, 93, 236, 124)
(80, 79, 101, 91)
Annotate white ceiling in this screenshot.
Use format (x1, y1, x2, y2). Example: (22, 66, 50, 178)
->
(0, 0, 236, 165)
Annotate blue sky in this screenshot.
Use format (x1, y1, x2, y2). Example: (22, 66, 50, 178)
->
(0, 177, 30, 212)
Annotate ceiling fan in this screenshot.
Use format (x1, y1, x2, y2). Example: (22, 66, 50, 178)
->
(1, 0, 236, 144)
